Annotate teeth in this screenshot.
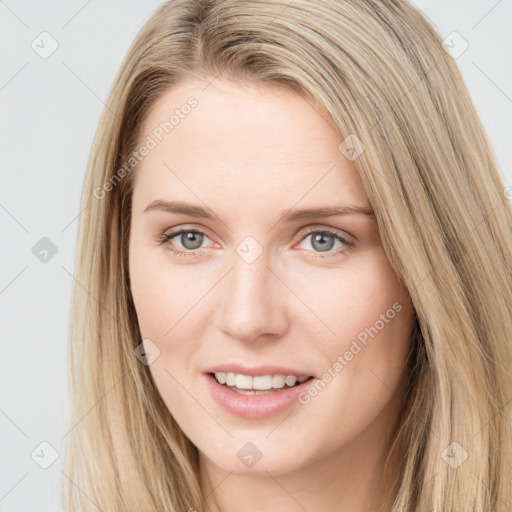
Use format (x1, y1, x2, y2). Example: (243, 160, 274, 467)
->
(213, 372, 311, 390)
(272, 375, 286, 388)
(285, 375, 297, 386)
(235, 374, 253, 389)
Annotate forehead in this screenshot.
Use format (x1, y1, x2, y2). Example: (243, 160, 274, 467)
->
(131, 78, 369, 214)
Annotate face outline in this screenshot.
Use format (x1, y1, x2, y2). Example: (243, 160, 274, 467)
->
(128, 77, 415, 487)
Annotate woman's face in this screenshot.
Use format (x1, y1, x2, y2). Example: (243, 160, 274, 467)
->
(128, 78, 415, 478)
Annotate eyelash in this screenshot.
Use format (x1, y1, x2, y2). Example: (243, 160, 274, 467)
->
(157, 226, 355, 261)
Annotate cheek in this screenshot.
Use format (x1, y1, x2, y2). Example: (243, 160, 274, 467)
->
(293, 248, 412, 346)
(128, 240, 216, 404)
(294, 249, 414, 414)
(129, 240, 205, 338)
(128, 244, 209, 418)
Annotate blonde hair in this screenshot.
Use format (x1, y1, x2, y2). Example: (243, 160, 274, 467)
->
(63, 1, 512, 510)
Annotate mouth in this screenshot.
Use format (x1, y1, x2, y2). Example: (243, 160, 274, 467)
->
(208, 372, 315, 395)
(204, 371, 317, 419)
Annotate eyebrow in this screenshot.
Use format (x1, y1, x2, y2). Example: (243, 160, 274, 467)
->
(143, 199, 375, 221)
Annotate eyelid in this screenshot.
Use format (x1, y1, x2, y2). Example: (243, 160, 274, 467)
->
(297, 223, 355, 241)
(162, 224, 216, 242)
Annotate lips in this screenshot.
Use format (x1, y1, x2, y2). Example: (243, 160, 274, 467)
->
(204, 372, 317, 419)
(203, 363, 316, 378)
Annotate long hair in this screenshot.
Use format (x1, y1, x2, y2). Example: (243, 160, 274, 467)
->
(62, 1, 512, 510)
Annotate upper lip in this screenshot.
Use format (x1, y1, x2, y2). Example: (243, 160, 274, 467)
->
(204, 363, 315, 378)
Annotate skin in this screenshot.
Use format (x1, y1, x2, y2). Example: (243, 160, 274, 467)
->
(128, 77, 416, 511)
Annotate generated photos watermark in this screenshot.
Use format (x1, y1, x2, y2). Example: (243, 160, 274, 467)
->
(93, 96, 198, 200)
(297, 301, 403, 405)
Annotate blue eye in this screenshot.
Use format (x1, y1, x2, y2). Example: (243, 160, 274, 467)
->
(170, 230, 205, 250)
(157, 229, 211, 257)
(296, 227, 354, 260)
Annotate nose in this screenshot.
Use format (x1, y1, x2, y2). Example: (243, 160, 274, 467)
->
(215, 246, 289, 343)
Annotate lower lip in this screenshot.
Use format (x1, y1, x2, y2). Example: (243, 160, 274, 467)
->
(204, 373, 316, 419)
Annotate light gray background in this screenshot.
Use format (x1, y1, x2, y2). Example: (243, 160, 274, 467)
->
(1, 1, 511, 511)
